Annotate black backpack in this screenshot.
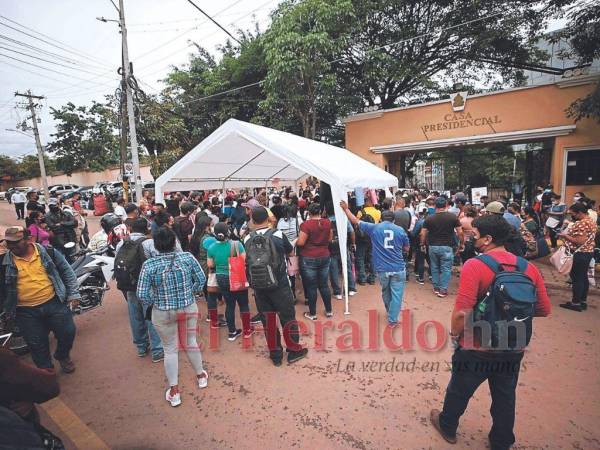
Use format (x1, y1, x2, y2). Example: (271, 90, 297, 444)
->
(356, 208, 374, 241)
(472, 255, 537, 351)
(114, 237, 148, 291)
(245, 230, 284, 290)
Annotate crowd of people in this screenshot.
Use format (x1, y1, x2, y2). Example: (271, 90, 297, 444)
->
(1, 181, 598, 448)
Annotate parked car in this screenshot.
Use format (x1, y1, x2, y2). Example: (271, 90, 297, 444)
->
(92, 181, 110, 194)
(62, 186, 93, 201)
(49, 184, 79, 196)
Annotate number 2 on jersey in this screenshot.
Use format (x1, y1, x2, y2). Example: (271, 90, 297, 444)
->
(384, 230, 394, 249)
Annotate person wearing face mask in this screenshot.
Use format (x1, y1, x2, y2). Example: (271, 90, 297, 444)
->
(558, 203, 597, 312)
(44, 198, 76, 255)
(545, 194, 566, 249)
(430, 214, 551, 450)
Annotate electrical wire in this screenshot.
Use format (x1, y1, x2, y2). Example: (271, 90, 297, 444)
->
(0, 52, 120, 85)
(0, 45, 117, 77)
(0, 14, 112, 67)
(185, 0, 241, 45)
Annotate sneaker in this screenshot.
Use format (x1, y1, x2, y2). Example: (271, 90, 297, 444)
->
(165, 388, 181, 407)
(58, 358, 75, 374)
(197, 370, 208, 389)
(367, 280, 376, 285)
(559, 302, 582, 312)
(325, 311, 333, 318)
(437, 289, 448, 298)
(303, 312, 317, 321)
(335, 294, 342, 300)
(152, 352, 165, 363)
(250, 313, 263, 325)
(349, 290, 357, 296)
(581, 302, 588, 311)
(434, 288, 440, 295)
(272, 359, 283, 367)
(228, 329, 243, 341)
(210, 318, 228, 329)
(205, 316, 211, 323)
(287, 348, 308, 364)
(137, 347, 148, 357)
(243, 327, 256, 339)
(417, 278, 425, 285)
(429, 409, 457, 444)
(357, 281, 366, 286)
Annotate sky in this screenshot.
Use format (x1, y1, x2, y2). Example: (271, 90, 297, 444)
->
(0, 0, 279, 158)
(0, 1, 569, 160)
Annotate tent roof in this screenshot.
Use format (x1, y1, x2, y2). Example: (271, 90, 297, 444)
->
(155, 119, 397, 196)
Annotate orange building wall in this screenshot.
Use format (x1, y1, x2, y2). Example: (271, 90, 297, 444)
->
(344, 79, 600, 202)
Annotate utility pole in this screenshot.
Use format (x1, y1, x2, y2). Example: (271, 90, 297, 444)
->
(118, 0, 142, 202)
(119, 56, 129, 201)
(14, 90, 48, 196)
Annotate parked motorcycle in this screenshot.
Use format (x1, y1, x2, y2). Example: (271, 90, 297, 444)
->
(67, 243, 114, 315)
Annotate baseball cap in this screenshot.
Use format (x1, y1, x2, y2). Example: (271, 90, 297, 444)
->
(1, 226, 27, 242)
(47, 198, 59, 206)
(435, 197, 447, 208)
(241, 198, 260, 209)
(485, 201, 505, 214)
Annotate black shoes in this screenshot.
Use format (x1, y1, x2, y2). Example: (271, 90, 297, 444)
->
(287, 348, 308, 364)
(559, 302, 583, 312)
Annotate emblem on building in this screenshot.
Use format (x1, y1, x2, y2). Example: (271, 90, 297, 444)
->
(449, 91, 468, 111)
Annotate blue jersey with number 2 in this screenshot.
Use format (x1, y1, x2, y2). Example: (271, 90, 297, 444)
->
(359, 221, 409, 273)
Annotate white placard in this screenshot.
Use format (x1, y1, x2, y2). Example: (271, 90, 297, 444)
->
(471, 187, 487, 205)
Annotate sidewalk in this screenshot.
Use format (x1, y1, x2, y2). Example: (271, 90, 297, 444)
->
(534, 254, 600, 298)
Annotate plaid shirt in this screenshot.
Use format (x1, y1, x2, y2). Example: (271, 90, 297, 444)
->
(137, 252, 205, 311)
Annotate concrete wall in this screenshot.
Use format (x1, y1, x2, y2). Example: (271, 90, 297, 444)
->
(5, 165, 154, 190)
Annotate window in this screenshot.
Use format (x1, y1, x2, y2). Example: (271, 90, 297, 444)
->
(566, 149, 600, 185)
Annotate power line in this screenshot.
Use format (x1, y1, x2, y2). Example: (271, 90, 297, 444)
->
(0, 45, 116, 77)
(134, 0, 246, 60)
(42, 68, 118, 96)
(0, 34, 110, 72)
(186, 0, 241, 45)
(0, 14, 112, 67)
(0, 52, 120, 85)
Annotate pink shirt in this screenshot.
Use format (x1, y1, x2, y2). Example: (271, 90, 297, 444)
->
(28, 224, 50, 246)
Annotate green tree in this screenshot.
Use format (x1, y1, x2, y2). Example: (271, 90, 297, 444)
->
(0, 155, 19, 180)
(46, 101, 120, 175)
(261, 0, 355, 138)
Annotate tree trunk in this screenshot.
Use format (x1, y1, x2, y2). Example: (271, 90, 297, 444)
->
(399, 154, 407, 188)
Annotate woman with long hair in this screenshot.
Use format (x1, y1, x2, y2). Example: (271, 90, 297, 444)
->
(189, 215, 226, 328)
(207, 223, 253, 341)
(297, 203, 333, 320)
(277, 204, 303, 300)
(137, 227, 208, 407)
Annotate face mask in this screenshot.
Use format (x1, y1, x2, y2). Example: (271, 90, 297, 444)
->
(574, 196, 581, 202)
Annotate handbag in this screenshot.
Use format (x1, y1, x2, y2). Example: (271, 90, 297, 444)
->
(545, 217, 560, 229)
(550, 246, 573, 274)
(228, 241, 248, 291)
(207, 272, 220, 293)
(287, 250, 299, 276)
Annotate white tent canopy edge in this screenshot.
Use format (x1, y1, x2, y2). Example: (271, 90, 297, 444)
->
(155, 118, 398, 314)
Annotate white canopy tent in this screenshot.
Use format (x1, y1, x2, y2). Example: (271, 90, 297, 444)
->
(155, 118, 398, 313)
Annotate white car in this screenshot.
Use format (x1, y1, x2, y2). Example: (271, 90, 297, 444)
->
(0, 191, 6, 200)
(49, 184, 79, 195)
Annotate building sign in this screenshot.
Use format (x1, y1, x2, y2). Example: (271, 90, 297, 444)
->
(449, 91, 467, 111)
(422, 112, 502, 134)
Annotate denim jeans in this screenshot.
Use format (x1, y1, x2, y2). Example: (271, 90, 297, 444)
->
(570, 252, 594, 303)
(329, 251, 356, 295)
(16, 296, 76, 369)
(377, 271, 406, 324)
(439, 349, 524, 450)
(428, 245, 454, 290)
(216, 274, 251, 333)
(125, 290, 163, 357)
(355, 241, 375, 283)
(300, 256, 332, 315)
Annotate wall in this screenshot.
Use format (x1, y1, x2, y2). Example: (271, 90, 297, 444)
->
(5, 165, 154, 190)
(344, 76, 600, 203)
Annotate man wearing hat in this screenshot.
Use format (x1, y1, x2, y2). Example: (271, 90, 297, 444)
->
(420, 197, 464, 298)
(484, 201, 526, 257)
(340, 201, 410, 327)
(0, 226, 80, 373)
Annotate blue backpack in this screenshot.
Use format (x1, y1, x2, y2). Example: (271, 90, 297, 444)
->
(472, 255, 537, 351)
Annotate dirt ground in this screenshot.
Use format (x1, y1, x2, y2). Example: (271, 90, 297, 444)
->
(1, 201, 599, 450)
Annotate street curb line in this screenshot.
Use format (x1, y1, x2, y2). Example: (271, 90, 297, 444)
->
(40, 398, 110, 450)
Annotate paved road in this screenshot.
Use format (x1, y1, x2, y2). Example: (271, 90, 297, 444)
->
(1, 201, 599, 449)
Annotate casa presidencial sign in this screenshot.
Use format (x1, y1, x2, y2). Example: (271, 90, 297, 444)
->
(421, 91, 502, 134)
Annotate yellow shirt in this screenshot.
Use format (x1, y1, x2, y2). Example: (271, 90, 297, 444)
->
(14, 245, 56, 307)
(358, 206, 382, 224)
